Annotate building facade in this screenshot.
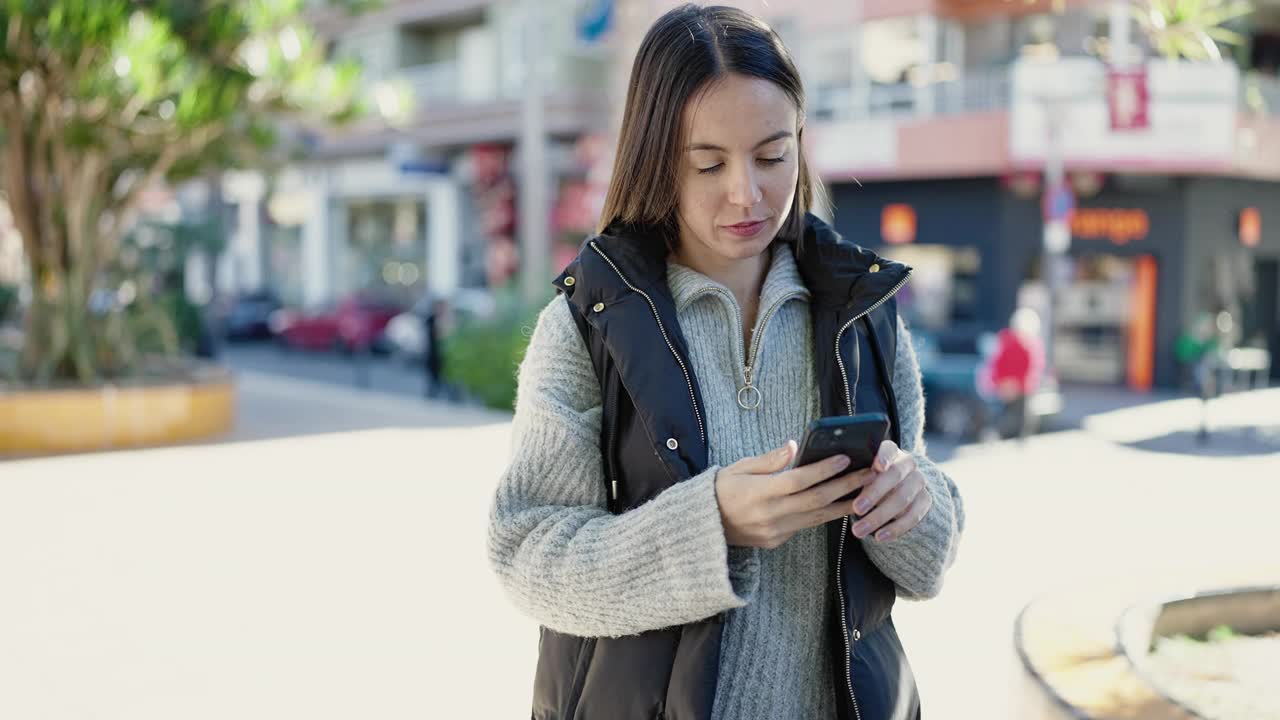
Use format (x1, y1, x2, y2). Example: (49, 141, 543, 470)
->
(220, 0, 615, 309)
(701, 0, 1280, 389)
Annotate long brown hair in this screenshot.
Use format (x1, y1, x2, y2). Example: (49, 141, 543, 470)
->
(596, 4, 824, 250)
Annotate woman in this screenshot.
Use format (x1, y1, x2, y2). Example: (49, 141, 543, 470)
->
(488, 6, 964, 719)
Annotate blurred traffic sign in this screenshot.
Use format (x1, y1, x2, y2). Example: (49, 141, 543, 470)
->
(1042, 182, 1076, 223)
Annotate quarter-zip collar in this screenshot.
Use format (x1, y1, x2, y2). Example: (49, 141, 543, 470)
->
(667, 240, 811, 315)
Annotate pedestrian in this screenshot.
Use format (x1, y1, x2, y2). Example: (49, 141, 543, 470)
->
(984, 308, 1045, 441)
(487, 6, 964, 719)
(1175, 313, 1217, 395)
(421, 297, 447, 400)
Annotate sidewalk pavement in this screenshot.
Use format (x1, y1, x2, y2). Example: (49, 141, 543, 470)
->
(1, 372, 529, 720)
(219, 369, 508, 445)
(0, 373, 1274, 720)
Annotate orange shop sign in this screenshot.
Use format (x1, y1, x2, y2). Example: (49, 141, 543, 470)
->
(881, 204, 917, 245)
(1239, 207, 1261, 248)
(1070, 208, 1150, 245)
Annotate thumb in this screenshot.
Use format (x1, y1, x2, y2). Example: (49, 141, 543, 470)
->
(735, 439, 796, 474)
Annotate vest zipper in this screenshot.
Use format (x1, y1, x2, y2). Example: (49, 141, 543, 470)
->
(834, 273, 912, 417)
(589, 242, 706, 447)
(832, 270, 910, 720)
(705, 287, 806, 410)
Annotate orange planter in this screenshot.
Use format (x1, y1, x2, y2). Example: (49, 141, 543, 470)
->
(0, 370, 235, 455)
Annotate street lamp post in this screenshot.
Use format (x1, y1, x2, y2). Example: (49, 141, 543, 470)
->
(1040, 98, 1070, 384)
(518, 0, 551, 307)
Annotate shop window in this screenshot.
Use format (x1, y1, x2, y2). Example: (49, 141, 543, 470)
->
(341, 198, 427, 303)
(1042, 254, 1144, 385)
(885, 244, 982, 332)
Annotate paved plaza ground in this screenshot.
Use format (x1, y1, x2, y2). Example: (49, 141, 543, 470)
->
(2, 371, 1276, 718)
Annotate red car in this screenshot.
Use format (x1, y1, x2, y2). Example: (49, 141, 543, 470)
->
(270, 294, 404, 352)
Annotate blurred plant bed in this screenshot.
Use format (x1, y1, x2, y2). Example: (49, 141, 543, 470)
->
(6, 278, 217, 389)
(1130, 586, 1280, 720)
(441, 289, 545, 412)
(0, 356, 235, 455)
(1, 355, 230, 393)
(1146, 627, 1280, 720)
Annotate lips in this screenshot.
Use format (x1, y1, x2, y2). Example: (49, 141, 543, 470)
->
(723, 219, 768, 237)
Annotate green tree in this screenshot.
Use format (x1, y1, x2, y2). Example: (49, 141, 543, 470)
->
(1133, 0, 1253, 61)
(0, 0, 366, 384)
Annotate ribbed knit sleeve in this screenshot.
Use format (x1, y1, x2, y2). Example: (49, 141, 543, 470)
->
(859, 315, 966, 600)
(486, 297, 758, 639)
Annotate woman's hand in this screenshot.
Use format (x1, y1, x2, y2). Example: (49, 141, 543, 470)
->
(715, 440, 872, 549)
(849, 441, 932, 542)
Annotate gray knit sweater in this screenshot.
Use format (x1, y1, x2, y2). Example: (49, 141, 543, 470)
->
(488, 244, 964, 719)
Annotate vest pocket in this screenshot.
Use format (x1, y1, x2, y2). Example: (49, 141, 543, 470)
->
(532, 629, 597, 720)
(571, 627, 682, 720)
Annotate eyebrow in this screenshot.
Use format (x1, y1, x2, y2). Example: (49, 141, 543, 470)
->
(685, 130, 793, 152)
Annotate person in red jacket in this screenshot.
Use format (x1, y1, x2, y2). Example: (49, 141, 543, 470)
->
(985, 308, 1045, 440)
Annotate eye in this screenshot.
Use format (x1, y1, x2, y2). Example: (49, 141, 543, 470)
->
(758, 156, 786, 166)
(696, 163, 723, 175)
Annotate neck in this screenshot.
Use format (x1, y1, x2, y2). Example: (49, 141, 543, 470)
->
(671, 241, 773, 308)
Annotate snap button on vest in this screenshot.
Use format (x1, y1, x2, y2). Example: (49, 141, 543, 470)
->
(869, 263, 880, 273)
(593, 302, 605, 312)
(563, 276, 575, 287)
(666, 438, 679, 450)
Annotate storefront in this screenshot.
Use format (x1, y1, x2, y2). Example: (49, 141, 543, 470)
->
(830, 174, 1280, 389)
(1183, 178, 1280, 383)
(830, 178, 1009, 353)
(999, 175, 1188, 390)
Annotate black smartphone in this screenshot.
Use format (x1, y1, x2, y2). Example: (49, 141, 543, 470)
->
(794, 413, 891, 501)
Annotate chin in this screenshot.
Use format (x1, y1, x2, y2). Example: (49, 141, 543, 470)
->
(724, 238, 773, 260)
(716, 226, 778, 258)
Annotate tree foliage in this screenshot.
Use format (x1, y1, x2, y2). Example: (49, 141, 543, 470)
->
(0, 0, 365, 384)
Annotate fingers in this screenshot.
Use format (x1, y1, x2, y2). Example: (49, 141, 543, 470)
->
(872, 440, 900, 473)
(866, 490, 933, 543)
(778, 453, 852, 494)
(853, 451, 915, 516)
(851, 467, 925, 540)
(777, 468, 873, 516)
(732, 440, 797, 475)
(786, 495, 864, 537)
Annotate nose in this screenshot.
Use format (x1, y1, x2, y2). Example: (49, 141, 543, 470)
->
(726, 162, 763, 208)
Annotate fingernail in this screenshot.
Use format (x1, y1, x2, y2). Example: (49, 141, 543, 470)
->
(876, 530, 892, 542)
(834, 455, 851, 470)
(852, 522, 869, 537)
(854, 499, 870, 514)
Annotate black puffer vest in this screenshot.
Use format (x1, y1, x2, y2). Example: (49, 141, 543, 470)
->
(533, 214, 920, 720)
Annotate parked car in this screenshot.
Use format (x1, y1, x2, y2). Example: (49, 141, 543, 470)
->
(269, 294, 404, 353)
(912, 329, 1062, 441)
(219, 290, 282, 340)
(383, 288, 497, 363)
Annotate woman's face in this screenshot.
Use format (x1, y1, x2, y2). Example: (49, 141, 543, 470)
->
(676, 73, 801, 264)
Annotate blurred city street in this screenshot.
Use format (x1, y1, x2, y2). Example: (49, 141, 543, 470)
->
(3, 0, 1280, 717)
(2, 372, 1276, 719)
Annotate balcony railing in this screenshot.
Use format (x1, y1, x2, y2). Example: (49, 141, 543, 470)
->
(811, 68, 1012, 121)
(400, 61, 462, 107)
(815, 63, 1280, 124)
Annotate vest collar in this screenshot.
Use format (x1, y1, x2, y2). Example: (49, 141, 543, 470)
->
(554, 213, 911, 321)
